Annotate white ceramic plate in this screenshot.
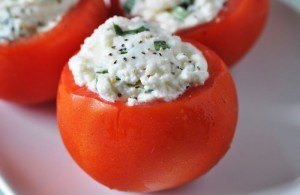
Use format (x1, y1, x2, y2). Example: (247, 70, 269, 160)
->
(0, 1, 299, 195)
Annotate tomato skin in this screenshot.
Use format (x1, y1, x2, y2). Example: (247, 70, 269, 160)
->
(57, 41, 238, 192)
(0, 0, 108, 104)
(110, 0, 269, 66)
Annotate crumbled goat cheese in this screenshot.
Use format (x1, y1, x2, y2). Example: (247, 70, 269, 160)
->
(69, 17, 209, 106)
(121, 0, 227, 32)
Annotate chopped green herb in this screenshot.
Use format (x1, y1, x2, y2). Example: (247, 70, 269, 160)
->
(172, 6, 190, 21)
(124, 0, 136, 13)
(145, 89, 154, 93)
(123, 26, 149, 35)
(119, 48, 128, 54)
(113, 24, 124, 36)
(154, 41, 170, 51)
(116, 76, 121, 81)
(113, 24, 149, 36)
(97, 70, 109, 74)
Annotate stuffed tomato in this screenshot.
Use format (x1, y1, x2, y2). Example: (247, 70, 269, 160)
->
(57, 17, 238, 192)
(111, 0, 269, 65)
(0, 0, 108, 104)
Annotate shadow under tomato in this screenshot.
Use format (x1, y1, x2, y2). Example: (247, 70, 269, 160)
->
(17, 100, 56, 116)
(0, 100, 57, 128)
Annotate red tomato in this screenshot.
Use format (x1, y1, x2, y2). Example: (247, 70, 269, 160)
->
(0, 0, 108, 104)
(57, 40, 238, 192)
(110, 0, 269, 66)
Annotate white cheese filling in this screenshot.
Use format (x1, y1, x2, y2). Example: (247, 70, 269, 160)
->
(0, 0, 79, 43)
(121, 0, 227, 33)
(69, 17, 209, 106)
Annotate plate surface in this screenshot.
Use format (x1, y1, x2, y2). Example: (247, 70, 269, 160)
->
(0, 1, 300, 195)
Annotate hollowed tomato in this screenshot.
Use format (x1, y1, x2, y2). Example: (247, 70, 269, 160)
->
(57, 40, 238, 192)
(0, 0, 108, 104)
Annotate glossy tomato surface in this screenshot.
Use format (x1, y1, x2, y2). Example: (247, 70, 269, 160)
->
(0, 0, 108, 104)
(110, 0, 269, 66)
(57, 41, 238, 192)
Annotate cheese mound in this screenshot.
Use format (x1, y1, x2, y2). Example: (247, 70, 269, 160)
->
(69, 17, 209, 106)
